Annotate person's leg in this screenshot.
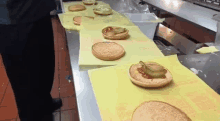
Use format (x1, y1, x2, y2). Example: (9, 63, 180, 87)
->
(1, 14, 56, 121)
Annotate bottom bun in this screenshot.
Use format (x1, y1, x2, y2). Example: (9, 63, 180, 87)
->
(132, 101, 192, 121)
(128, 62, 172, 88)
(94, 10, 113, 15)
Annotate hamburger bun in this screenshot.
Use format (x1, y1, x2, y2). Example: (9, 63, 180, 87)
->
(83, 0, 96, 5)
(68, 5, 86, 12)
(92, 42, 125, 61)
(93, 4, 113, 15)
(132, 101, 192, 121)
(73, 16, 94, 25)
(102, 26, 129, 40)
(128, 62, 172, 88)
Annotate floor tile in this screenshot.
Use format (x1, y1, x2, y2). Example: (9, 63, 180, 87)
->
(53, 111, 61, 121)
(16, 116, 20, 121)
(61, 96, 77, 111)
(59, 85, 75, 98)
(0, 106, 18, 120)
(0, 84, 18, 119)
(61, 110, 79, 121)
(60, 72, 73, 87)
(2, 119, 17, 121)
(51, 87, 60, 99)
(53, 78, 60, 89)
(0, 74, 9, 104)
(1, 84, 17, 107)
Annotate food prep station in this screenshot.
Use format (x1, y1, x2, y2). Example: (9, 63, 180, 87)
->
(55, 0, 220, 120)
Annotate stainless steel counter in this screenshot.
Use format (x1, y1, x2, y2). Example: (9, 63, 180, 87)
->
(66, 29, 220, 121)
(144, 0, 219, 32)
(61, 1, 220, 121)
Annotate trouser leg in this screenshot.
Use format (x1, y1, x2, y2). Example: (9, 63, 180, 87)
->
(1, 15, 55, 121)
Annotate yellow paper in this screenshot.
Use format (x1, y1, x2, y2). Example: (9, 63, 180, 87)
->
(63, 1, 105, 14)
(60, 1, 135, 30)
(79, 26, 164, 70)
(88, 55, 220, 121)
(58, 13, 82, 31)
(196, 46, 219, 54)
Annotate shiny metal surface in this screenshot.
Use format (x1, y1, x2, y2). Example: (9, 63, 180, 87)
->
(178, 52, 220, 94)
(62, 1, 220, 121)
(66, 30, 102, 121)
(66, 30, 220, 121)
(157, 24, 204, 54)
(144, 0, 219, 32)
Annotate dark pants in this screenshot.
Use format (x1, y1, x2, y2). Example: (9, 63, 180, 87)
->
(1, 14, 55, 121)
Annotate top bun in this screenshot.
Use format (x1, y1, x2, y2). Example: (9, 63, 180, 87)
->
(132, 101, 192, 121)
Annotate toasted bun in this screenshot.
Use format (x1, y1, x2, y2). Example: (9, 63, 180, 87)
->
(94, 10, 113, 15)
(128, 62, 172, 88)
(92, 42, 125, 61)
(102, 26, 129, 40)
(73, 16, 94, 25)
(83, 1, 96, 5)
(132, 101, 192, 121)
(68, 5, 86, 12)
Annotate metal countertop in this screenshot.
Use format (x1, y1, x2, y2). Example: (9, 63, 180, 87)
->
(144, 0, 219, 32)
(66, 30, 220, 121)
(61, 1, 220, 121)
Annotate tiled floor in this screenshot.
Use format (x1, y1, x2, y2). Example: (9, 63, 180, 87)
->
(0, 16, 79, 121)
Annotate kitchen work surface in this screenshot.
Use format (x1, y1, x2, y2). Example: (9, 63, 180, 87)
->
(78, 23, 164, 71)
(62, 1, 105, 14)
(88, 54, 220, 121)
(59, 1, 135, 30)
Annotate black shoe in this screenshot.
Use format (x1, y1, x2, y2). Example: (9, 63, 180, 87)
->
(51, 98, 63, 113)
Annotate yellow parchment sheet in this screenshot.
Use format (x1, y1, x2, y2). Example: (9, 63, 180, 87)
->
(196, 46, 219, 54)
(63, 1, 104, 14)
(88, 54, 220, 121)
(78, 24, 164, 70)
(59, 1, 135, 30)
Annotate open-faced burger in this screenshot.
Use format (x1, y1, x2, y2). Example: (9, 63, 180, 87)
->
(102, 26, 129, 40)
(128, 61, 172, 88)
(132, 101, 192, 121)
(93, 4, 113, 15)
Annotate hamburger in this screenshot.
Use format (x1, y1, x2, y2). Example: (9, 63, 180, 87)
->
(93, 4, 113, 15)
(102, 26, 129, 40)
(129, 61, 172, 88)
